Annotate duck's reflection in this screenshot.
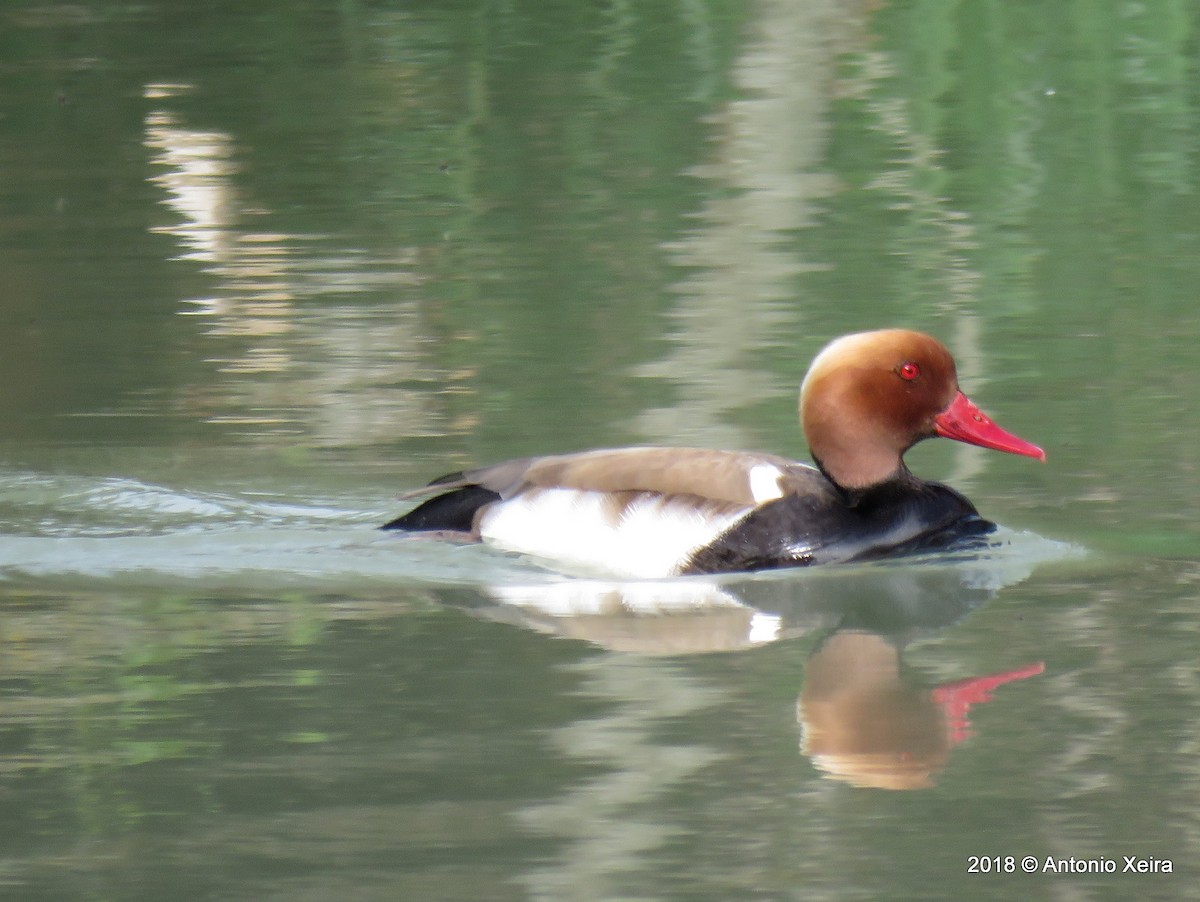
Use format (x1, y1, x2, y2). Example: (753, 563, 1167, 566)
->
(486, 580, 786, 654)
(445, 542, 1048, 790)
(799, 629, 1042, 790)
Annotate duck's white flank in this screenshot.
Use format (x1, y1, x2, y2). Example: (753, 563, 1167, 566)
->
(477, 488, 754, 578)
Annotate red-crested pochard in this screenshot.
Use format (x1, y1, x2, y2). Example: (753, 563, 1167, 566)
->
(383, 329, 1045, 577)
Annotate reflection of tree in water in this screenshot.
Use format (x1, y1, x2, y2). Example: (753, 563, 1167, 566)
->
(634, 1, 861, 452)
(143, 86, 460, 448)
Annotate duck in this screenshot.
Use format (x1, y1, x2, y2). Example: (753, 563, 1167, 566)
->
(382, 329, 1045, 577)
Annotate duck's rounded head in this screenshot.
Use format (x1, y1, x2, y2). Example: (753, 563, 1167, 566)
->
(799, 329, 1044, 490)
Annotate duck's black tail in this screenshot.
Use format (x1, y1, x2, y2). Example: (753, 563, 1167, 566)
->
(381, 485, 501, 534)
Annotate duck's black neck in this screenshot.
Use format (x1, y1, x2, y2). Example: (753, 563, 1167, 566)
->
(815, 458, 920, 509)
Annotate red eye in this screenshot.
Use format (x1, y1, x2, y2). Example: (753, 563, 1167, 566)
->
(898, 362, 920, 381)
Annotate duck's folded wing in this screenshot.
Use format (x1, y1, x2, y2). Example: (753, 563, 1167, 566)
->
(417, 446, 817, 506)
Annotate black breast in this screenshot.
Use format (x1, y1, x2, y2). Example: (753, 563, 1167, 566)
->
(682, 476, 992, 574)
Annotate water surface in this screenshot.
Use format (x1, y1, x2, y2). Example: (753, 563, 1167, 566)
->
(2, 0, 1199, 899)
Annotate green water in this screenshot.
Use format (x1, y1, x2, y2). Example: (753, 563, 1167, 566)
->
(2, 1, 1199, 898)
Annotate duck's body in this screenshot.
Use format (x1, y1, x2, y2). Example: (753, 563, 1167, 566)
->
(384, 330, 1045, 577)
